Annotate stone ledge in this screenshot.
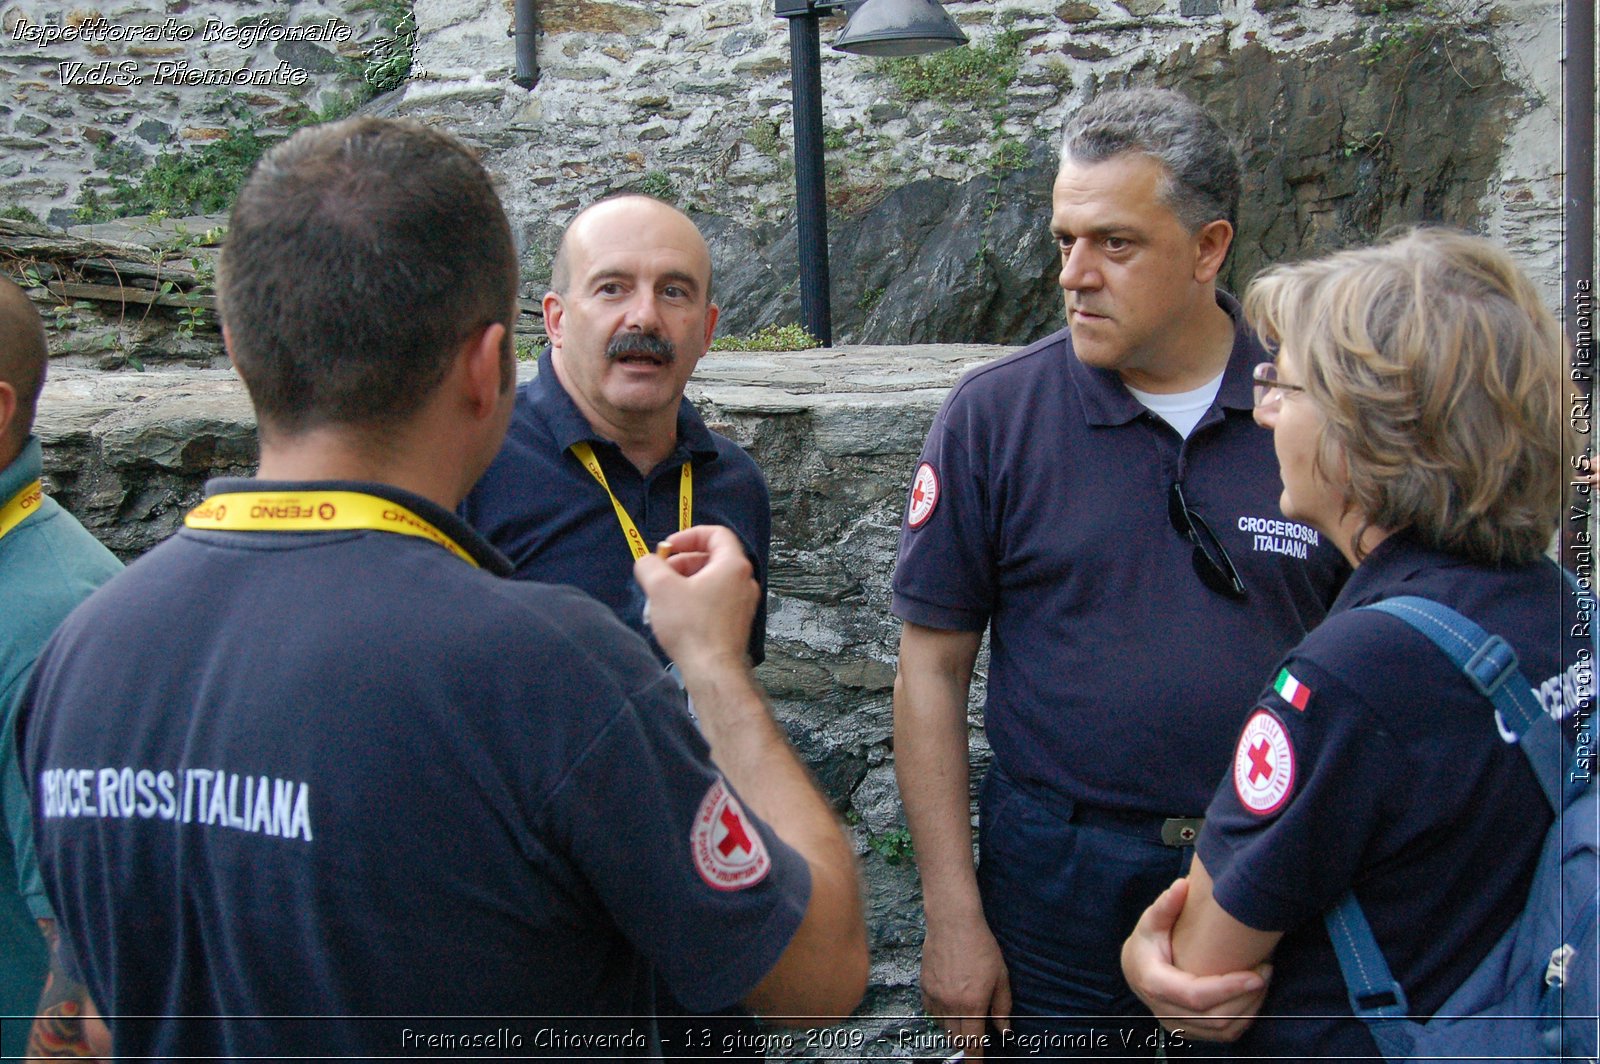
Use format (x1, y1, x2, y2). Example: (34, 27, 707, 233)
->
(33, 344, 1006, 559)
(38, 344, 1007, 443)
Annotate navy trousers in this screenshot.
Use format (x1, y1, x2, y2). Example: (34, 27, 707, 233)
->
(976, 766, 1228, 1059)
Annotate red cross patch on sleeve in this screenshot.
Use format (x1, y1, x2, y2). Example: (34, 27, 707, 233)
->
(1232, 709, 1296, 816)
(907, 462, 939, 529)
(690, 778, 771, 891)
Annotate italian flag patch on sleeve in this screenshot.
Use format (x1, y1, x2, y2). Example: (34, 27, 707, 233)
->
(1273, 668, 1311, 711)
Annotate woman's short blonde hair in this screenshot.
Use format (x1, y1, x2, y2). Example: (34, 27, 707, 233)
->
(1244, 227, 1571, 567)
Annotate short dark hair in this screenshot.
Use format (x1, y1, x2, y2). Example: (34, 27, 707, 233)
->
(1059, 87, 1240, 232)
(220, 117, 517, 436)
(0, 276, 48, 448)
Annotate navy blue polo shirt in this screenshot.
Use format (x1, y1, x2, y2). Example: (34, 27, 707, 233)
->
(19, 479, 809, 1060)
(462, 348, 770, 665)
(1199, 534, 1589, 1060)
(892, 294, 1349, 814)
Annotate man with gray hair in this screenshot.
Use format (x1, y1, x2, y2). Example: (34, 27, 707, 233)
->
(891, 87, 1347, 1055)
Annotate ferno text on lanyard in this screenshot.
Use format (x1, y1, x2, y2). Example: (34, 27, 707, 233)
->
(569, 441, 691, 560)
(0, 479, 44, 544)
(184, 490, 479, 568)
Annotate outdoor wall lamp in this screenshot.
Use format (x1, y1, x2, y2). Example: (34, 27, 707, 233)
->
(774, 0, 967, 346)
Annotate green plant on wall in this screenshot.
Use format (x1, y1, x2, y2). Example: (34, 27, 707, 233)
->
(93, 140, 148, 180)
(747, 120, 784, 160)
(69, 3, 415, 225)
(88, 127, 272, 220)
(357, 0, 416, 93)
(636, 170, 676, 202)
(820, 122, 896, 215)
(877, 28, 1023, 106)
(709, 323, 821, 352)
(2, 243, 210, 369)
(867, 828, 915, 866)
(988, 137, 1028, 174)
(1362, 0, 1450, 65)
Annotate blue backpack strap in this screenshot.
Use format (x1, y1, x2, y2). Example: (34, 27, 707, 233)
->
(1363, 596, 1564, 813)
(1325, 585, 1587, 1050)
(1325, 892, 1409, 1024)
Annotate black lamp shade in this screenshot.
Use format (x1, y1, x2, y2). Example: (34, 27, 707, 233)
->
(833, 0, 968, 56)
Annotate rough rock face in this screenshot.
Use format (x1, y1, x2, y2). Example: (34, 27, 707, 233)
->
(709, 159, 1065, 346)
(37, 370, 256, 556)
(35, 347, 1005, 1044)
(707, 26, 1520, 346)
(1146, 30, 1521, 295)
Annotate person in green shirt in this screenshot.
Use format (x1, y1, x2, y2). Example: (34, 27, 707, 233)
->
(0, 276, 122, 1058)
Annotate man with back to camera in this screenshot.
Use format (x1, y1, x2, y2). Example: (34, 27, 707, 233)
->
(890, 87, 1348, 1056)
(459, 194, 772, 1049)
(461, 194, 769, 669)
(0, 276, 121, 1061)
(17, 116, 866, 1059)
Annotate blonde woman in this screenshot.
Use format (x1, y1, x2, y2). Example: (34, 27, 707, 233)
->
(1121, 228, 1589, 1060)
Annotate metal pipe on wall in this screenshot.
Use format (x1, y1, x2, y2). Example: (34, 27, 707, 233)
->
(511, 0, 539, 89)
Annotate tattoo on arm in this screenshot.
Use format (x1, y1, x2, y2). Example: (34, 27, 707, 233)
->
(26, 918, 109, 1060)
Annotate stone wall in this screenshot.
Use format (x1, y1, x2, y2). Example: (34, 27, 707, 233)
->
(0, 0, 1573, 345)
(34, 347, 1003, 1043)
(393, 0, 1568, 333)
(0, 0, 397, 228)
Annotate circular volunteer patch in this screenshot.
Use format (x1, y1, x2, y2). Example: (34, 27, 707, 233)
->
(690, 778, 770, 891)
(1232, 709, 1295, 816)
(908, 462, 939, 529)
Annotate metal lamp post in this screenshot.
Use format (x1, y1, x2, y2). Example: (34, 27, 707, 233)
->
(774, 0, 966, 346)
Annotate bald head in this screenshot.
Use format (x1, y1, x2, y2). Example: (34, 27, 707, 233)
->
(540, 194, 720, 467)
(0, 277, 48, 458)
(550, 195, 713, 299)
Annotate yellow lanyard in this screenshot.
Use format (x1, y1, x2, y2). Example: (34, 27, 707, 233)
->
(569, 441, 692, 561)
(184, 490, 480, 568)
(0, 479, 44, 543)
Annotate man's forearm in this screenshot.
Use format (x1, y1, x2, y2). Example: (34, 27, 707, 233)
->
(681, 654, 867, 1021)
(893, 626, 984, 925)
(894, 623, 1012, 1044)
(683, 654, 843, 861)
(27, 919, 110, 1060)
(633, 529, 866, 1018)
